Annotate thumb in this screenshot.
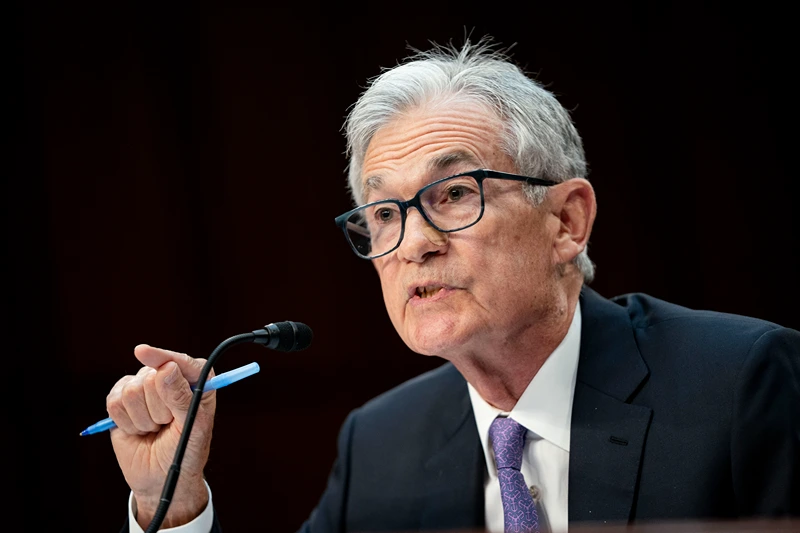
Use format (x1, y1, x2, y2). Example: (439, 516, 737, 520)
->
(134, 344, 209, 384)
(134, 344, 215, 423)
(156, 361, 196, 420)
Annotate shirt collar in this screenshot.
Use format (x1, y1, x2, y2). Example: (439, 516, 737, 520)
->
(468, 302, 582, 460)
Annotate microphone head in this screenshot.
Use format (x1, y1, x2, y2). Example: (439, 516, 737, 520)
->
(269, 321, 313, 352)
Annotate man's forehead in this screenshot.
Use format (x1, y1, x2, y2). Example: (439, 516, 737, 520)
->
(363, 150, 483, 195)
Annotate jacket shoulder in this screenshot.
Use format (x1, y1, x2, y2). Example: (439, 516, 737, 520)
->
(611, 291, 785, 336)
(357, 362, 465, 419)
(606, 292, 799, 389)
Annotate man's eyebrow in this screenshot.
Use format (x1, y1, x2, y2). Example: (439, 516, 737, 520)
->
(364, 175, 383, 193)
(363, 151, 480, 197)
(427, 151, 482, 174)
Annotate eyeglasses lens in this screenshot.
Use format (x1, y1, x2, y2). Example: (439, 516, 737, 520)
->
(344, 175, 483, 259)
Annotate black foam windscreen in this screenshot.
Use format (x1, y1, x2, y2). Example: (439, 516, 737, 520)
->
(274, 321, 313, 352)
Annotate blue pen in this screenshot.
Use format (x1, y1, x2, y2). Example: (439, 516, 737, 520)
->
(79, 362, 261, 436)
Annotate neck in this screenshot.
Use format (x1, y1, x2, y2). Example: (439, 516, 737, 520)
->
(450, 283, 581, 411)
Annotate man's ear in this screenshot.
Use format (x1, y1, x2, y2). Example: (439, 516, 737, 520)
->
(549, 178, 596, 265)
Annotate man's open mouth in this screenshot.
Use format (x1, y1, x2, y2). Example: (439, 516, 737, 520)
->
(416, 286, 444, 299)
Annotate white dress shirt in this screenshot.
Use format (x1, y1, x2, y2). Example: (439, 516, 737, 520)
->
(468, 303, 582, 533)
(129, 304, 581, 533)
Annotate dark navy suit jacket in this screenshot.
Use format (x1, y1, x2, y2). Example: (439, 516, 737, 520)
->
(295, 287, 799, 532)
(125, 287, 800, 532)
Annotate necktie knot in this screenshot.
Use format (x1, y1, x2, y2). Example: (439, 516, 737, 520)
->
(489, 416, 527, 471)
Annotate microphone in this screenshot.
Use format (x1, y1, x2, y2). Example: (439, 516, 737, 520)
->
(252, 321, 313, 352)
(144, 320, 313, 533)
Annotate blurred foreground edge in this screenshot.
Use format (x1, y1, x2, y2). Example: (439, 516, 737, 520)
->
(356, 519, 800, 533)
(565, 519, 800, 532)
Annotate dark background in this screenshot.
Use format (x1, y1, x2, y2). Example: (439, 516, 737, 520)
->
(9, 2, 797, 532)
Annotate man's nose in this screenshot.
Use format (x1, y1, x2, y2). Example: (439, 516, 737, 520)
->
(396, 208, 449, 263)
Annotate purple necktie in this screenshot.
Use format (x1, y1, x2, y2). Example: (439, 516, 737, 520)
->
(489, 416, 540, 533)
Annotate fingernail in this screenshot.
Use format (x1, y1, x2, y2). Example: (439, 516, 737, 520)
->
(163, 363, 178, 385)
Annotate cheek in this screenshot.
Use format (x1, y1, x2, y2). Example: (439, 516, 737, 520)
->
(474, 230, 549, 293)
(376, 263, 404, 319)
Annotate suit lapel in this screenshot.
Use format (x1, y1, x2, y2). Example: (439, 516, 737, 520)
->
(569, 287, 653, 524)
(415, 288, 652, 528)
(419, 370, 485, 529)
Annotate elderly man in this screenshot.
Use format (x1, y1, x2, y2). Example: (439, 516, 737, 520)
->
(111, 41, 799, 533)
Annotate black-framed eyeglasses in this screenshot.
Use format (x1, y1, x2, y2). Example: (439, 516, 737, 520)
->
(334, 169, 557, 260)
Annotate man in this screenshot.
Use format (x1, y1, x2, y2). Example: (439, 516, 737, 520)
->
(109, 40, 799, 532)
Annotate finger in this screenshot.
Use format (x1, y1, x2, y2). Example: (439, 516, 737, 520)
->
(154, 361, 205, 424)
(106, 375, 143, 435)
(120, 368, 161, 433)
(134, 344, 209, 385)
(142, 367, 173, 425)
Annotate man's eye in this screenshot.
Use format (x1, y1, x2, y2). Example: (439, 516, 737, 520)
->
(375, 208, 395, 222)
(446, 186, 470, 202)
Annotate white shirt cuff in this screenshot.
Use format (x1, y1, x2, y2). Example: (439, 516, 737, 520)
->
(127, 480, 214, 533)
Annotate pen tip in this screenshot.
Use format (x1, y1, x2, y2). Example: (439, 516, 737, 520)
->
(79, 430, 88, 436)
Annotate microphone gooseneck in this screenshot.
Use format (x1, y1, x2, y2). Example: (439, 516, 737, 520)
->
(145, 321, 312, 533)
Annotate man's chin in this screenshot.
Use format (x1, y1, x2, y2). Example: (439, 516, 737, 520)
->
(403, 325, 466, 358)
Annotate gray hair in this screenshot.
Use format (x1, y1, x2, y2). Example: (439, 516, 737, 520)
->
(344, 38, 595, 283)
